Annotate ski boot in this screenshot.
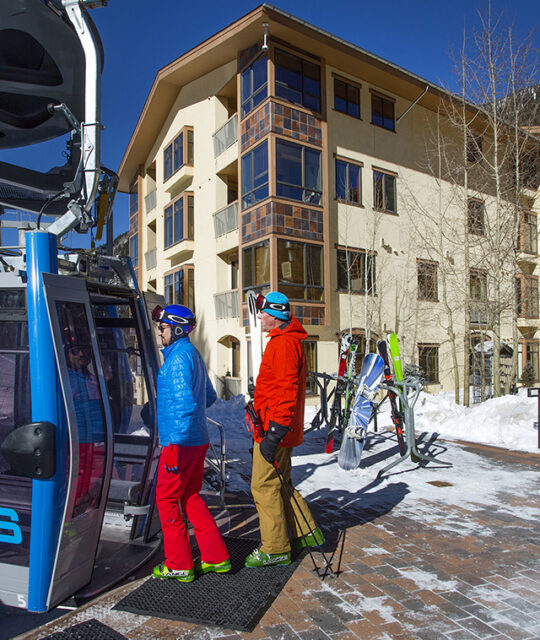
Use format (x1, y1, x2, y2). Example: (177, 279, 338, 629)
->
(153, 562, 195, 583)
(245, 547, 291, 568)
(194, 558, 231, 575)
(291, 526, 325, 551)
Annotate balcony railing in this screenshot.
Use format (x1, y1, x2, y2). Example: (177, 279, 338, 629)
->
(213, 201, 238, 238)
(144, 248, 157, 271)
(214, 289, 239, 320)
(213, 114, 237, 157)
(144, 189, 156, 214)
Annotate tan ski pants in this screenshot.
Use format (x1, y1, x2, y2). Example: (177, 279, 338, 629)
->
(251, 441, 317, 554)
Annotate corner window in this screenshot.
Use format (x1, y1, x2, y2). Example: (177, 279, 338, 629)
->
(336, 158, 362, 204)
(164, 266, 195, 310)
(241, 141, 269, 210)
(371, 93, 395, 131)
(129, 234, 138, 267)
(164, 127, 194, 181)
(337, 248, 375, 295)
(164, 193, 194, 249)
(278, 239, 323, 301)
(468, 198, 485, 236)
(275, 48, 321, 112)
(417, 261, 438, 301)
(129, 191, 138, 216)
(241, 57, 268, 118)
(373, 169, 396, 213)
(242, 241, 270, 294)
(418, 344, 439, 383)
(276, 139, 322, 205)
(334, 77, 360, 118)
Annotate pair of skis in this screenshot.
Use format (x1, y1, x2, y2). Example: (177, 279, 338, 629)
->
(332, 333, 406, 470)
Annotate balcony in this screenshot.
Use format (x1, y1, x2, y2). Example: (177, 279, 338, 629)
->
(144, 248, 156, 271)
(164, 165, 194, 196)
(144, 189, 156, 215)
(213, 114, 237, 157)
(213, 201, 238, 238)
(214, 289, 239, 320)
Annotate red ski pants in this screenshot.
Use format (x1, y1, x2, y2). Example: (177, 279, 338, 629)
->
(155, 443, 228, 570)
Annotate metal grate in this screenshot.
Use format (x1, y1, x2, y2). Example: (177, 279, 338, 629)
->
(41, 619, 127, 640)
(114, 537, 306, 632)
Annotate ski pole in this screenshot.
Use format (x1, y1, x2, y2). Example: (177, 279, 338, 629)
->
(273, 461, 335, 579)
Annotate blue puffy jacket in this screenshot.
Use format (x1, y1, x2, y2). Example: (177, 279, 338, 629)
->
(157, 337, 217, 447)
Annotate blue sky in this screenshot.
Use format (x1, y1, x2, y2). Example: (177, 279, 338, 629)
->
(2, 0, 538, 241)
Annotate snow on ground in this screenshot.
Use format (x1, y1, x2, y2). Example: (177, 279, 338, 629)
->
(206, 389, 540, 529)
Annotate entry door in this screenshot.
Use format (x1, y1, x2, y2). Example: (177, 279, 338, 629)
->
(42, 274, 113, 608)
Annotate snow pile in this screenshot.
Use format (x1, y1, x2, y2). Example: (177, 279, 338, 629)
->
(415, 390, 539, 452)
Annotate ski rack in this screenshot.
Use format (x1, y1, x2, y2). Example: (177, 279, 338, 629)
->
(376, 380, 452, 479)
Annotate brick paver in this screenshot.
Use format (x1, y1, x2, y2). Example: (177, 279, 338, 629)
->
(13, 440, 540, 640)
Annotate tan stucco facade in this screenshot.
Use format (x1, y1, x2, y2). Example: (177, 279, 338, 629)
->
(120, 5, 539, 400)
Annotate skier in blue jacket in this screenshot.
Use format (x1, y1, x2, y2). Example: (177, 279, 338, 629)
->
(152, 304, 230, 582)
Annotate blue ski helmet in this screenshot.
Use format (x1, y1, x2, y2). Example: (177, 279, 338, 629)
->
(152, 304, 196, 340)
(256, 291, 290, 321)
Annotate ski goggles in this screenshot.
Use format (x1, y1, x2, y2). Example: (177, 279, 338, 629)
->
(151, 305, 196, 328)
(254, 294, 290, 315)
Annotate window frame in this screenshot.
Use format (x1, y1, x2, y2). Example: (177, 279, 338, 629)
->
(240, 56, 268, 118)
(470, 269, 488, 302)
(417, 260, 438, 302)
(333, 75, 361, 119)
(163, 192, 194, 250)
(467, 132, 483, 164)
(129, 233, 138, 268)
(277, 238, 324, 302)
(519, 211, 538, 255)
(468, 198, 485, 236)
(335, 156, 363, 205)
(516, 274, 539, 319)
(276, 138, 322, 206)
(336, 247, 376, 295)
(373, 168, 397, 214)
(418, 344, 439, 384)
(163, 126, 194, 182)
(242, 240, 270, 296)
(164, 265, 195, 310)
(274, 47, 321, 113)
(241, 140, 269, 210)
(371, 91, 395, 132)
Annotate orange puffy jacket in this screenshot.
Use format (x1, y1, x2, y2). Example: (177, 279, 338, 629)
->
(254, 315, 308, 447)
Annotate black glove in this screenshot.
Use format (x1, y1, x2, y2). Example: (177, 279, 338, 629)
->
(259, 421, 292, 464)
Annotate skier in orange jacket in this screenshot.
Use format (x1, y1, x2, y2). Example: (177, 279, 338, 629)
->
(245, 291, 324, 568)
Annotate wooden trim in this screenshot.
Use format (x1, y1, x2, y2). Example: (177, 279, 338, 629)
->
(334, 153, 364, 167)
(332, 72, 362, 89)
(369, 88, 396, 102)
(371, 165, 398, 177)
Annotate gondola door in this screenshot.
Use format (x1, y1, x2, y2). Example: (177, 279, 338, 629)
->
(41, 273, 114, 608)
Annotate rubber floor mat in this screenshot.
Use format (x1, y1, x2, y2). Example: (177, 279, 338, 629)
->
(113, 537, 306, 632)
(41, 618, 127, 640)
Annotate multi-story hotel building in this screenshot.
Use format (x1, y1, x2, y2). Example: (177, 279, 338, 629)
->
(118, 5, 539, 399)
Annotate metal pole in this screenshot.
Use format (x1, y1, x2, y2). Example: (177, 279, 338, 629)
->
(26, 231, 63, 612)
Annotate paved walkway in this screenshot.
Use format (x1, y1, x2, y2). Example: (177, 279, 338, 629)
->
(13, 440, 540, 640)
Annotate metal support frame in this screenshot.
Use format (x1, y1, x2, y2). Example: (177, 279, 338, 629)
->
(206, 418, 226, 507)
(376, 380, 452, 479)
